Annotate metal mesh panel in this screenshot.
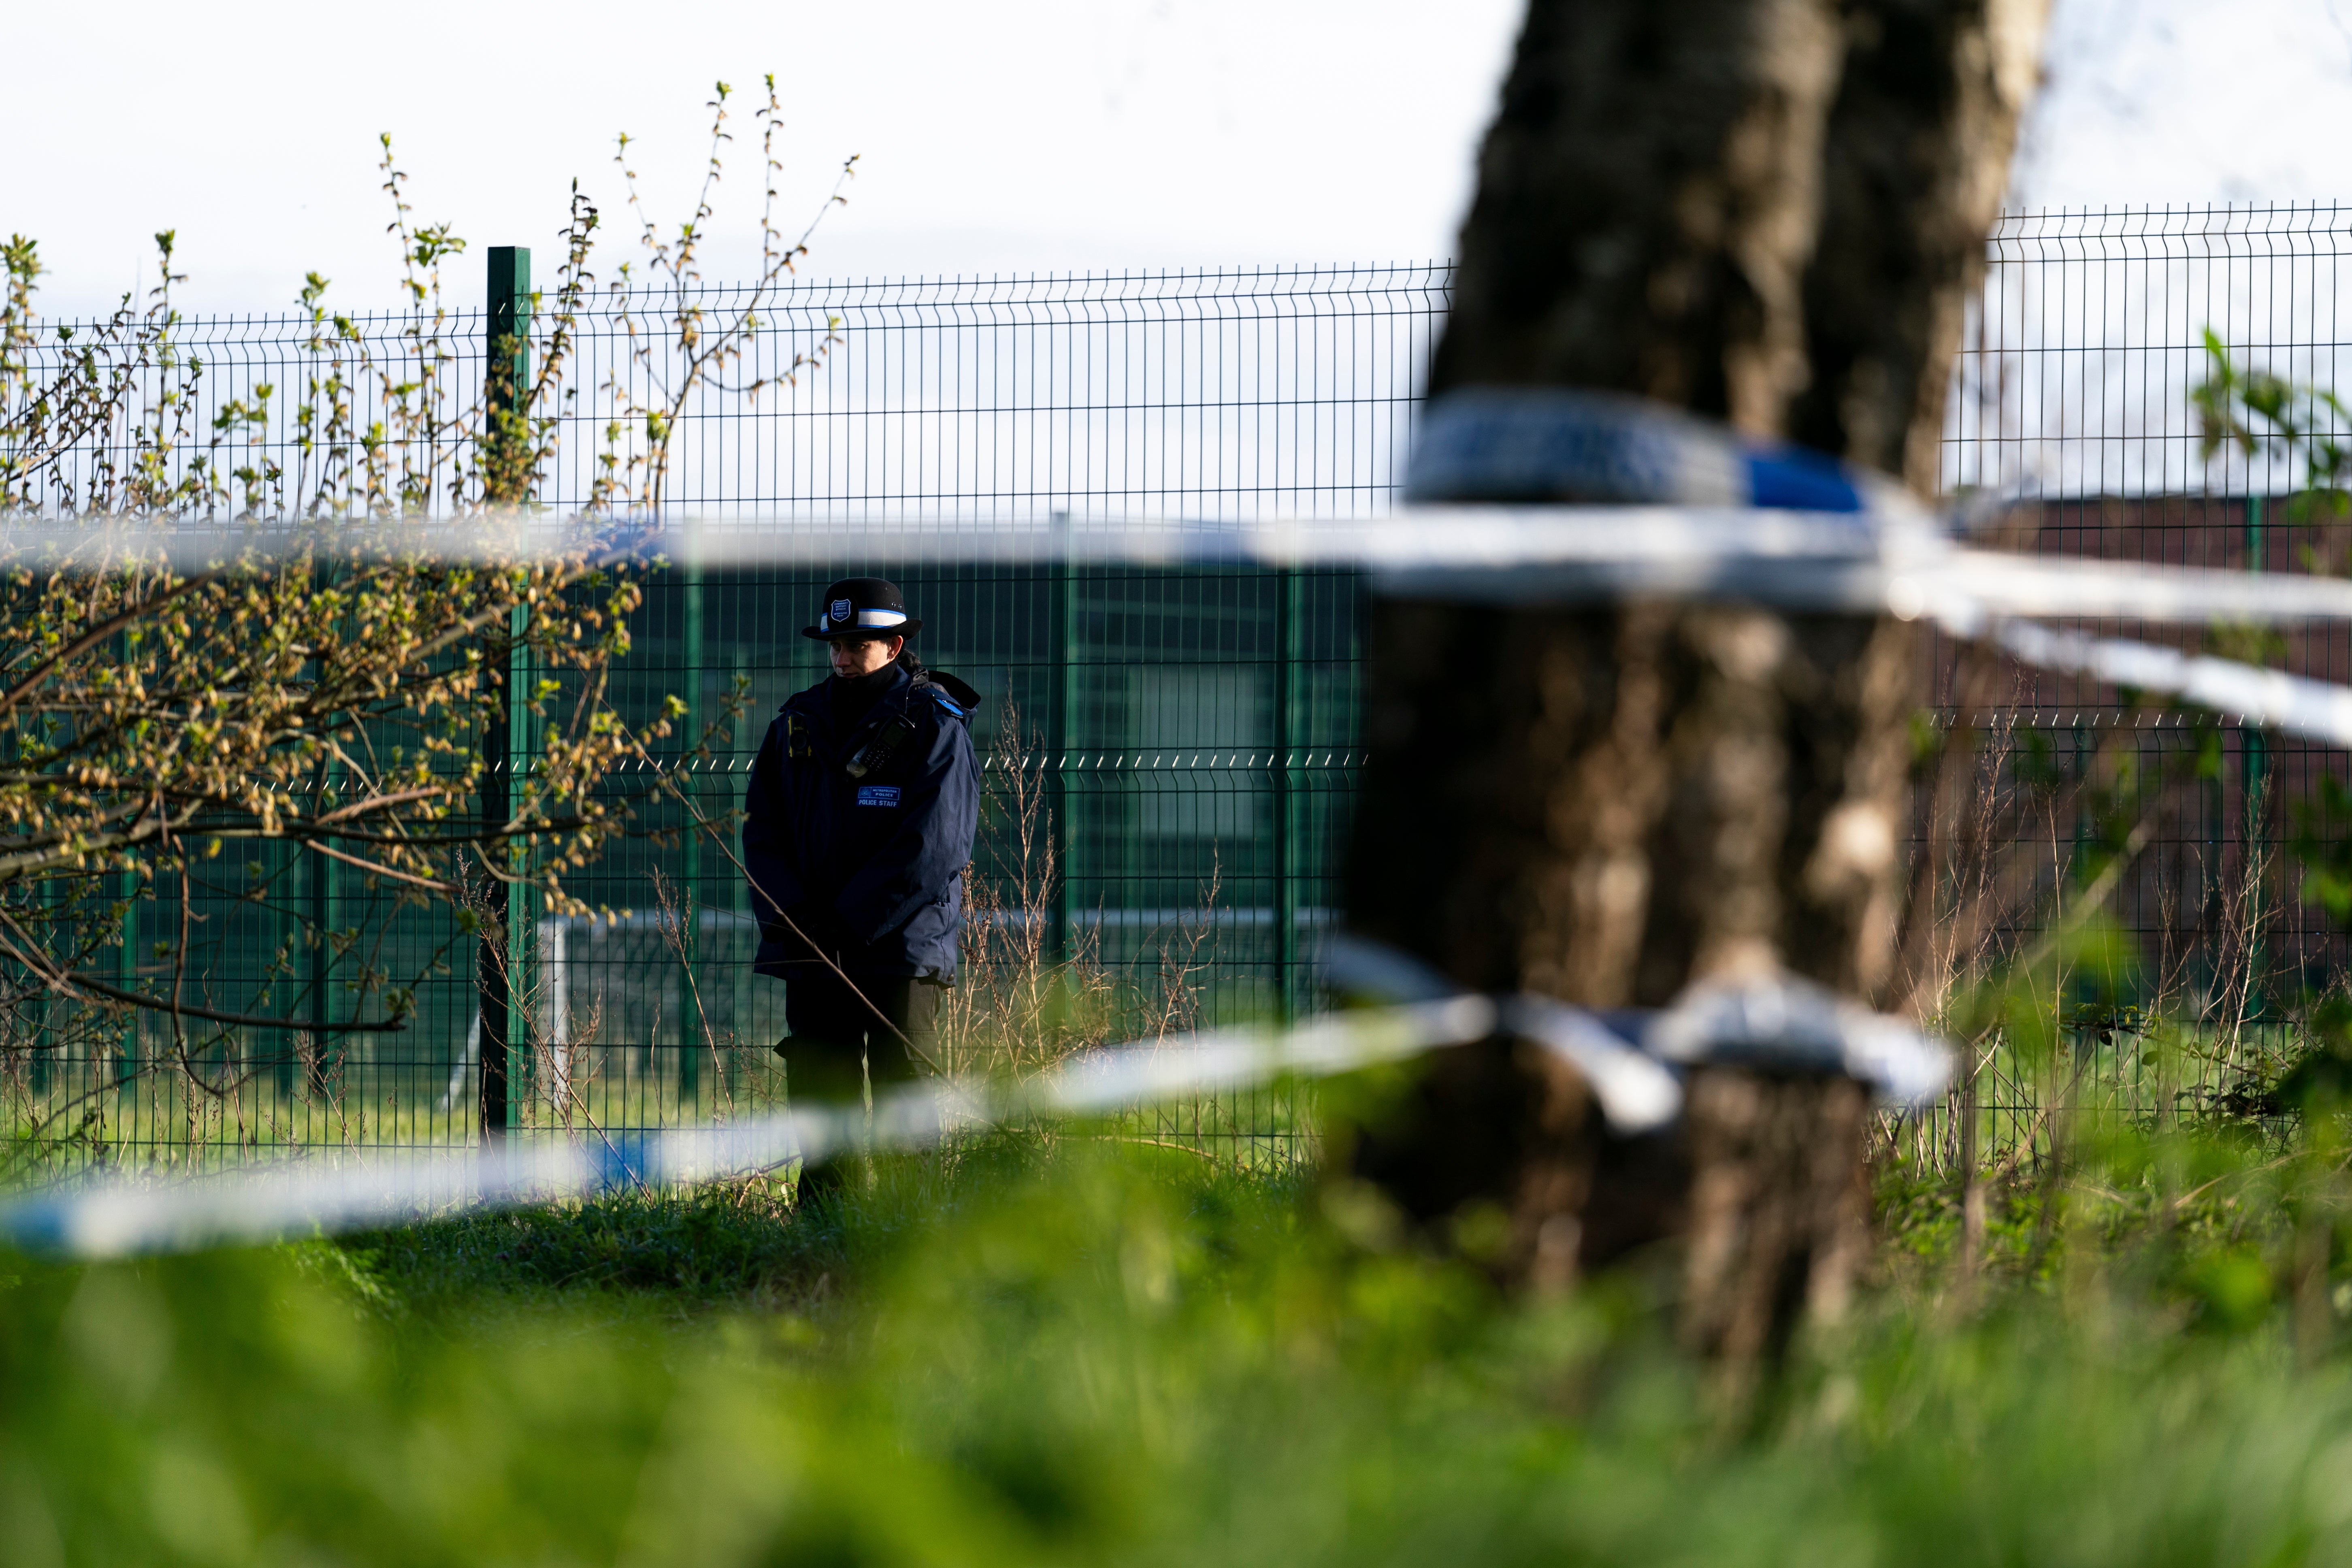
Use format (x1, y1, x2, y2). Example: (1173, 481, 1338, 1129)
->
(12, 212, 2352, 1176)
(1923, 205, 2352, 1170)
(553, 266, 1446, 521)
(2, 265, 1440, 1172)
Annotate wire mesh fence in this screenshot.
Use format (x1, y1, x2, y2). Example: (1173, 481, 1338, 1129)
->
(1920, 204, 2352, 1171)
(10, 212, 2352, 1177)
(0, 263, 1442, 1176)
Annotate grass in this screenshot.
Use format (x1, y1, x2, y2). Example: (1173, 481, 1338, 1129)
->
(9, 1115, 2352, 1565)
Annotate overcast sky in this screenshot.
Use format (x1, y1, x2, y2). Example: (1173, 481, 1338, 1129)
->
(8, 0, 2352, 319)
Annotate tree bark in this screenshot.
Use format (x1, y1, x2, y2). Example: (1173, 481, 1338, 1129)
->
(1431, 0, 2047, 478)
(1349, 602, 1916, 1007)
(1349, 0, 2046, 1327)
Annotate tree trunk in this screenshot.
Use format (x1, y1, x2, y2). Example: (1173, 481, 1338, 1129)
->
(1430, 0, 2047, 484)
(1349, 602, 1916, 1007)
(1348, 0, 2046, 1332)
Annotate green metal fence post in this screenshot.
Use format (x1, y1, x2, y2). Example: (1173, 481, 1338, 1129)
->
(485, 245, 533, 507)
(478, 247, 532, 1144)
(479, 611, 514, 1144)
(729, 647, 749, 1097)
(677, 524, 704, 1106)
(110, 622, 139, 1118)
(2244, 491, 2268, 1023)
(478, 603, 533, 1143)
(309, 616, 341, 1101)
(1272, 568, 1302, 1022)
(267, 840, 292, 1102)
(507, 618, 534, 1129)
(306, 557, 348, 1113)
(1047, 515, 1074, 963)
(308, 799, 336, 1089)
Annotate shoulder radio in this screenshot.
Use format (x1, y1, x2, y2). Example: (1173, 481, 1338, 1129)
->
(844, 713, 919, 780)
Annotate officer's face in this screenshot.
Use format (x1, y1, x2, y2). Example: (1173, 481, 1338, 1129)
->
(829, 634, 904, 677)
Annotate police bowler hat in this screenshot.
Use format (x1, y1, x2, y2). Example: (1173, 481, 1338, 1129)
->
(802, 577, 924, 641)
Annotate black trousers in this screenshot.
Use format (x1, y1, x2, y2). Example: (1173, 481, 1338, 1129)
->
(778, 967, 943, 1104)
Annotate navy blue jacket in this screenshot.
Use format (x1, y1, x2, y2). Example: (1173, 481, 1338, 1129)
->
(742, 666, 979, 981)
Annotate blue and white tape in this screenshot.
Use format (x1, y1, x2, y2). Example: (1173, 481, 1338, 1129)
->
(1402, 387, 1900, 514)
(1, 394, 2342, 1259)
(0, 961, 1951, 1259)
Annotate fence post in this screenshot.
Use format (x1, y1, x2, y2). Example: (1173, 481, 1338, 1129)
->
(113, 621, 141, 1116)
(677, 523, 704, 1107)
(1272, 568, 1301, 1021)
(2244, 490, 2269, 1024)
(729, 648, 749, 1096)
(308, 797, 336, 1088)
(267, 843, 292, 1101)
(1047, 513, 1074, 963)
(306, 560, 350, 1107)
(479, 605, 533, 1144)
(478, 247, 532, 1145)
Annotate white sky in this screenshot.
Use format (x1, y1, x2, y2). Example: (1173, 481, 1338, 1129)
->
(6, 0, 2352, 319)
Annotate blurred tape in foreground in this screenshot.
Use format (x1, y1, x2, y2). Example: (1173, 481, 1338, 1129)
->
(0, 969, 1950, 1259)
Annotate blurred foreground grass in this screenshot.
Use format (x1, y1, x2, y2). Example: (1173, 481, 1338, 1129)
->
(9, 1127, 2352, 1566)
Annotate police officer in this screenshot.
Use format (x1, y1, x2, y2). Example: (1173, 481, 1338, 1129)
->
(742, 577, 980, 1124)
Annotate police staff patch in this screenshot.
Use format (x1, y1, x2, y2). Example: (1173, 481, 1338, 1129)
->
(855, 785, 902, 808)
(831, 599, 851, 622)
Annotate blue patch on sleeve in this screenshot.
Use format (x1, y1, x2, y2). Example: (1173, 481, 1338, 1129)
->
(856, 785, 902, 808)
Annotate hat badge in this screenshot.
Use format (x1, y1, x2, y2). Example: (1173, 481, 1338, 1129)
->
(831, 599, 851, 623)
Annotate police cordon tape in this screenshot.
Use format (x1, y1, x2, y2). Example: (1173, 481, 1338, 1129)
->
(14, 510, 2352, 748)
(14, 506, 2350, 621)
(1987, 622, 2352, 747)
(0, 943, 1950, 1259)
(0, 392, 2311, 1251)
